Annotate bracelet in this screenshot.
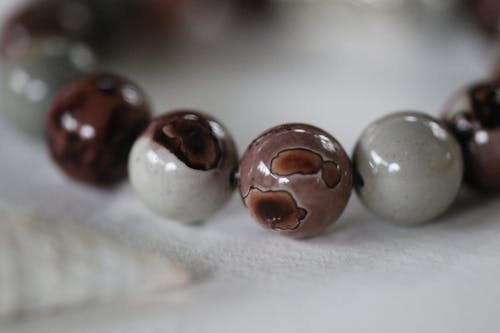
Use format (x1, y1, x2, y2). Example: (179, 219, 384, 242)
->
(1, 0, 499, 240)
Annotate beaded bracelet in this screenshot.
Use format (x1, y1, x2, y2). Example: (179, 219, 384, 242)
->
(2, 0, 499, 239)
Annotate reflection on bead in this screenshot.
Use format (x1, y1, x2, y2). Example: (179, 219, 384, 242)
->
(239, 123, 352, 238)
(1, 37, 96, 137)
(47, 73, 151, 186)
(443, 80, 500, 191)
(129, 110, 238, 223)
(353, 112, 463, 225)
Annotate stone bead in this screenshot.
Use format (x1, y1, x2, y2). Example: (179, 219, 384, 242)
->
(238, 123, 352, 238)
(442, 80, 500, 191)
(128, 110, 238, 223)
(47, 73, 151, 186)
(1, 37, 96, 136)
(353, 112, 463, 225)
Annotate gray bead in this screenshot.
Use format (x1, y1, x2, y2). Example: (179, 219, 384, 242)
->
(1, 37, 96, 137)
(353, 112, 463, 225)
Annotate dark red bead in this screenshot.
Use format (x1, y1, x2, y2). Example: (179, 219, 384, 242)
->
(47, 73, 151, 186)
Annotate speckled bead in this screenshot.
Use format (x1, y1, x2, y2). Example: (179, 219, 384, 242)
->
(442, 80, 500, 191)
(47, 73, 151, 186)
(129, 110, 238, 223)
(1, 37, 96, 136)
(238, 123, 352, 238)
(353, 112, 463, 225)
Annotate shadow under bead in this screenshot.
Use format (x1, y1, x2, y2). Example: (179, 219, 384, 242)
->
(128, 110, 238, 223)
(47, 73, 152, 186)
(443, 79, 500, 191)
(239, 123, 353, 238)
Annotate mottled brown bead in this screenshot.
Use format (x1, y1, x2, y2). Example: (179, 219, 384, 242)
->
(443, 79, 500, 191)
(239, 123, 352, 238)
(47, 73, 151, 186)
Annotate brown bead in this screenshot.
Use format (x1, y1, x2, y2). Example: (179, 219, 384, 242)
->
(442, 79, 500, 191)
(239, 123, 353, 238)
(47, 73, 151, 186)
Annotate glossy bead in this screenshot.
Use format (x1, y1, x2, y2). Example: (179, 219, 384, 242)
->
(128, 110, 238, 223)
(239, 123, 352, 238)
(47, 73, 151, 186)
(442, 80, 500, 191)
(353, 112, 463, 225)
(1, 37, 96, 136)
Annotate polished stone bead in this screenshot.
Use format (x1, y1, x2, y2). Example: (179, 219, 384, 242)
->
(443, 80, 500, 191)
(468, 0, 500, 35)
(1, 37, 96, 136)
(47, 73, 151, 186)
(239, 123, 352, 238)
(353, 112, 463, 225)
(129, 110, 238, 223)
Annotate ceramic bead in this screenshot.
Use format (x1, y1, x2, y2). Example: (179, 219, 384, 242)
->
(238, 123, 352, 238)
(47, 73, 151, 186)
(442, 80, 500, 191)
(129, 110, 238, 223)
(353, 112, 463, 225)
(1, 37, 96, 136)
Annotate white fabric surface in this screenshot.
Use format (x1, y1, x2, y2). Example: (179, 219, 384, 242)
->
(1, 1, 500, 332)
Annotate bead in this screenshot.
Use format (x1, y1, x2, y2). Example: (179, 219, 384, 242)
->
(128, 110, 238, 223)
(47, 73, 151, 186)
(1, 37, 96, 136)
(442, 80, 500, 191)
(238, 123, 352, 238)
(353, 112, 463, 225)
(0, 0, 99, 59)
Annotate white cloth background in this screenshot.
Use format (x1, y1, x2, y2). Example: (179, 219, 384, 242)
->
(1, 1, 500, 332)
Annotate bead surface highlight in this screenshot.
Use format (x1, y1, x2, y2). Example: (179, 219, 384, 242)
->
(129, 110, 238, 223)
(239, 123, 352, 238)
(353, 112, 463, 225)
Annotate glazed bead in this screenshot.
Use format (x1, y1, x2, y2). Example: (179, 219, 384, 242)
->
(239, 123, 352, 238)
(353, 112, 463, 225)
(442, 80, 500, 191)
(47, 73, 151, 186)
(1, 37, 96, 136)
(128, 110, 238, 223)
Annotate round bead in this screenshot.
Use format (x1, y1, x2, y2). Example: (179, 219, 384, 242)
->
(353, 112, 463, 225)
(1, 37, 96, 136)
(239, 123, 352, 238)
(47, 73, 151, 186)
(468, 0, 500, 35)
(128, 110, 238, 223)
(442, 80, 500, 191)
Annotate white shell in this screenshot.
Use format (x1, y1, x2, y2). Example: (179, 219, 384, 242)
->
(0, 206, 188, 320)
(128, 137, 236, 223)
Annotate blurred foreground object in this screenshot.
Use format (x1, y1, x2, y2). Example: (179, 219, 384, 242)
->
(0, 37, 96, 137)
(468, 0, 500, 35)
(0, 205, 188, 321)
